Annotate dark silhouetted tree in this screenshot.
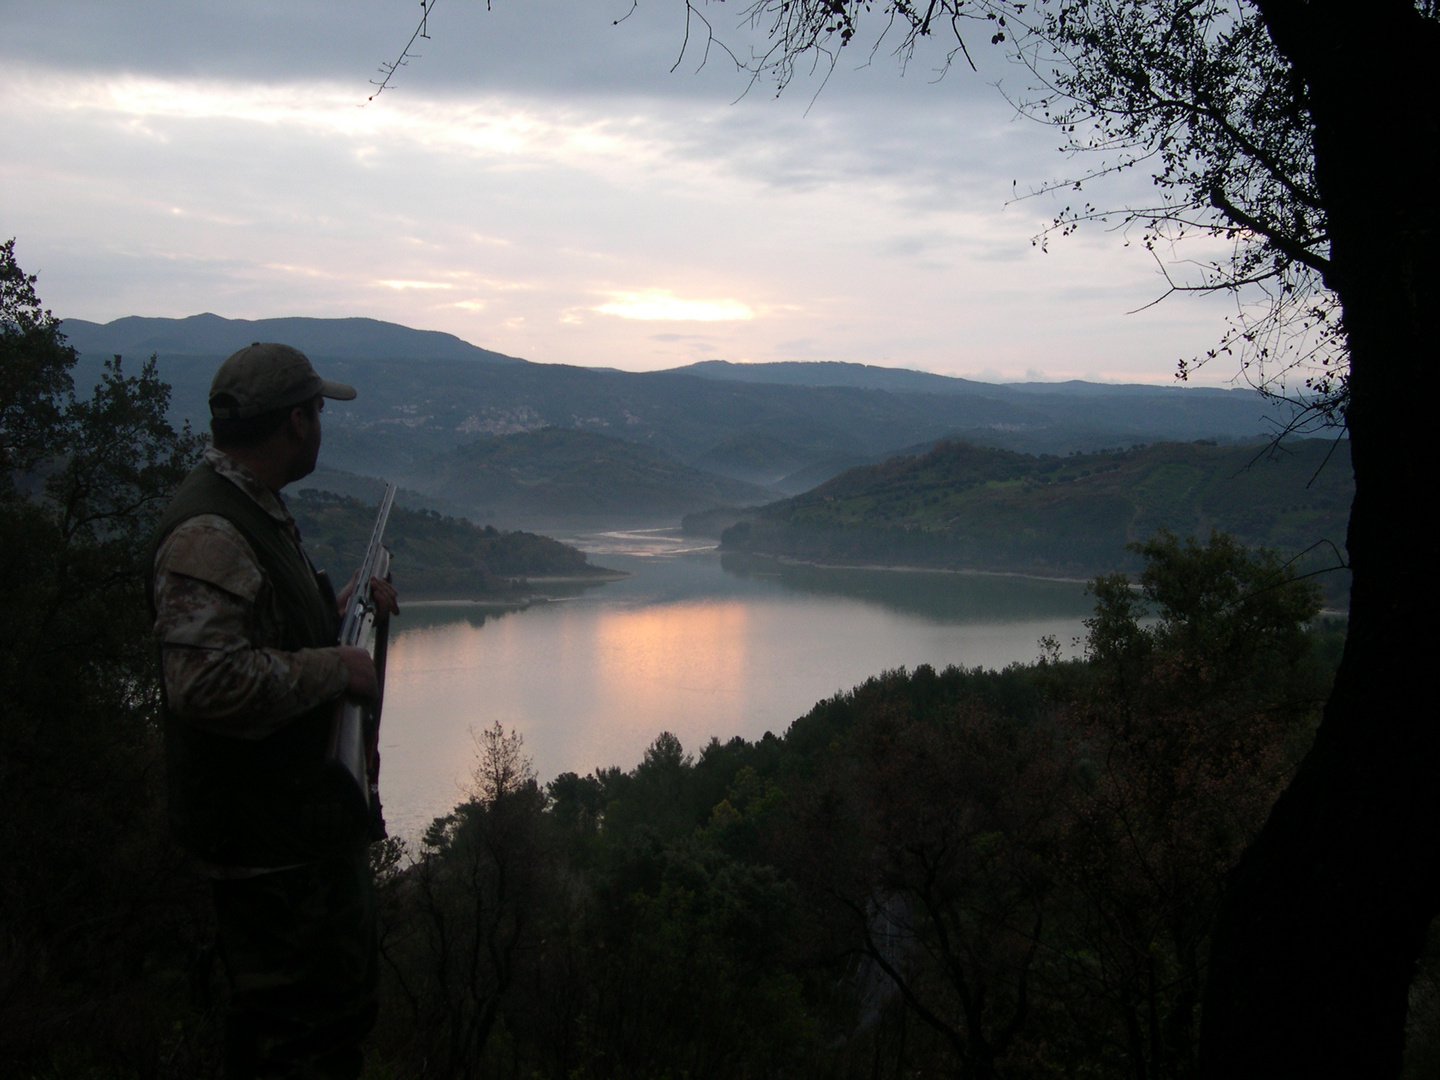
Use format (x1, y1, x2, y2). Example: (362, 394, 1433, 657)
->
(0, 239, 206, 1073)
(657, 3, 1438, 1073)
(382, 724, 550, 1078)
(1062, 531, 1324, 1077)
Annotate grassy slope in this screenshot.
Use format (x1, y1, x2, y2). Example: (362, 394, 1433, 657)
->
(291, 490, 612, 600)
(723, 438, 1353, 586)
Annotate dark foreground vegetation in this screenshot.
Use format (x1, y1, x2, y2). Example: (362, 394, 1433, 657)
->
(0, 239, 211, 1074)
(5, 240, 1435, 1079)
(360, 532, 1360, 1080)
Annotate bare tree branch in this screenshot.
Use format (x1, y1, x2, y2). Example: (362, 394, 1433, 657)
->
(368, 0, 441, 103)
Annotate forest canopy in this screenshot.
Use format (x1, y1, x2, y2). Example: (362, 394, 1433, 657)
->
(357, 528, 1355, 1079)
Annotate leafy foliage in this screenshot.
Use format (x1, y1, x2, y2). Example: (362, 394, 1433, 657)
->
(1027, 0, 1342, 418)
(0, 238, 76, 479)
(707, 6, 1439, 1068)
(0, 240, 208, 1074)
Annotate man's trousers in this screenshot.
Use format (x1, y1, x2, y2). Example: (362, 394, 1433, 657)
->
(211, 852, 377, 1080)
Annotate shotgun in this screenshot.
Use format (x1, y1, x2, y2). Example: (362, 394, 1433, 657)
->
(329, 481, 397, 839)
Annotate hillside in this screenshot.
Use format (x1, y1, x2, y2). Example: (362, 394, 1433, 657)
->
(61, 312, 524, 364)
(63, 316, 1293, 510)
(289, 489, 616, 601)
(687, 430, 819, 488)
(675, 359, 1290, 460)
(713, 438, 1353, 599)
(675, 359, 1000, 396)
(404, 427, 775, 529)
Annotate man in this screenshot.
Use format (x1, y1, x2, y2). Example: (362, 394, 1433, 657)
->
(147, 342, 399, 1079)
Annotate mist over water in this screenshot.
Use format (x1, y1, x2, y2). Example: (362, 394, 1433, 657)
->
(378, 531, 1094, 837)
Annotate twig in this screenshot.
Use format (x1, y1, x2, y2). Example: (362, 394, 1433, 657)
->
(367, 0, 440, 103)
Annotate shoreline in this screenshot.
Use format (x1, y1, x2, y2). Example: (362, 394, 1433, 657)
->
(400, 569, 630, 610)
(726, 552, 1350, 614)
(403, 597, 540, 610)
(726, 551, 1097, 585)
(521, 570, 631, 584)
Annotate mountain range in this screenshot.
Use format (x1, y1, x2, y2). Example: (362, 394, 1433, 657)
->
(65, 313, 1314, 530)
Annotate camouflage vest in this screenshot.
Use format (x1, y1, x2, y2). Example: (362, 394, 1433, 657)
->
(147, 460, 367, 866)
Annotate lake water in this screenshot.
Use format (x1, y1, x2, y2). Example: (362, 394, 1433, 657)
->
(378, 530, 1097, 837)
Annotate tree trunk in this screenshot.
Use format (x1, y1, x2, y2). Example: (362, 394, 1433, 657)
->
(1201, 2, 1440, 1075)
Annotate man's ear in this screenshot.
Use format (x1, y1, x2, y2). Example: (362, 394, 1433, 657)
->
(286, 404, 311, 442)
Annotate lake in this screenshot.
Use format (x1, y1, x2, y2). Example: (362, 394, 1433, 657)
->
(377, 530, 1097, 837)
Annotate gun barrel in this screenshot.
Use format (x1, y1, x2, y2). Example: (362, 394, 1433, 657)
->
(330, 482, 397, 820)
(339, 481, 397, 646)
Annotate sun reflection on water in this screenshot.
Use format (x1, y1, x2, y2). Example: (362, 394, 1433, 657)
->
(377, 552, 1091, 839)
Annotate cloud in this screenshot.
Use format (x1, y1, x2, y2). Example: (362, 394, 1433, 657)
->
(376, 279, 454, 290)
(0, 0, 1015, 103)
(0, 1, 1246, 384)
(596, 291, 753, 322)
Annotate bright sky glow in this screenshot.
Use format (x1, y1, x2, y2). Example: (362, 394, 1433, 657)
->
(596, 291, 753, 321)
(0, 0, 1247, 384)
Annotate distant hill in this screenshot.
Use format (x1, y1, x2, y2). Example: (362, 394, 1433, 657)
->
(675, 359, 999, 396)
(673, 358, 1250, 404)
(773, 455, 881, 494)
(673, 359, 1278, 461)
(62, 313, 524, 364)
(404, 427, 775, 530)
(65, 346, 1285, 496)
(712, 439, 1354, 602)
(57, 314, 1304, 527)
(688, 430, 817, 488)
(289, 489, 615, 601)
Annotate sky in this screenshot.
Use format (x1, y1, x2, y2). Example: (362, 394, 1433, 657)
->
(0, 0, 1248, 383)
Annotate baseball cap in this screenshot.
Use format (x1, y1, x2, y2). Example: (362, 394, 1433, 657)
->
(208, 342, 357, 420)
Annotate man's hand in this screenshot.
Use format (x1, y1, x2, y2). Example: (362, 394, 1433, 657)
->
(338, 645, 380, 702)
(336, 570, 401, 619)
(370, 575, 399, 618)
